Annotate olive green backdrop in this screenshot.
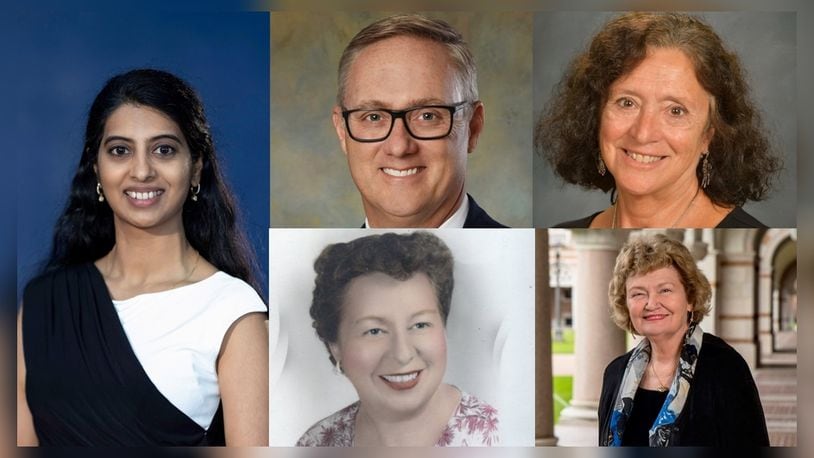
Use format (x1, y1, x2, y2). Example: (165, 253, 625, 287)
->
(271, 12, 533, 227)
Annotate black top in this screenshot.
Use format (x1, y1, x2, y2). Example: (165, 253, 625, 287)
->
(598, 333, 769, 446)
(555, 206, 767, 229)
(622, 388, 668, 446)
(22, 263, 224, 446)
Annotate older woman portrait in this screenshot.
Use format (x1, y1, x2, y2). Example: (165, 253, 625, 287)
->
(269, 229, 534, 446)
(535, 12, 792, 228)
(298, 232, 497, 446)
(598, 234, 768, 446)
(17, 69, 268, 446)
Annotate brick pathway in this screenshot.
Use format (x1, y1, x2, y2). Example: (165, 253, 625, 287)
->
(755, 367, 797, 446)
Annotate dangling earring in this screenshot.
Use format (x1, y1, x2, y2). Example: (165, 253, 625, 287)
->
(700, 152, 711, 189)
(333, 359, 343, 375)
(190, 183, 201, 202)
(597, 155, 607, 176)
(96, 182, 105, 202)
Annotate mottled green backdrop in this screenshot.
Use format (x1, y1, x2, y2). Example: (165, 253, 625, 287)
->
(271, 12, 533, 227)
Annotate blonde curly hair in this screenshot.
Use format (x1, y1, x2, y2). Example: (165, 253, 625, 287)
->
(608, 234, 711, 334)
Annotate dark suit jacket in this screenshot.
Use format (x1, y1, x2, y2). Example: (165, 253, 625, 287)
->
(598, 333, 769, 447)
(464, 194, 507, 228)
(361, 194, 508, 228)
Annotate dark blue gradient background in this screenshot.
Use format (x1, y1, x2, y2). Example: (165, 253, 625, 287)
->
(9, 11, 270, 303)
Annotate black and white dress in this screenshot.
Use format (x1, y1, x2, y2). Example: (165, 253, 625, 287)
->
(22, 263, 266, 446)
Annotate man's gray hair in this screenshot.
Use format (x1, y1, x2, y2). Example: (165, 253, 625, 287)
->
(337, 14, 479, 106)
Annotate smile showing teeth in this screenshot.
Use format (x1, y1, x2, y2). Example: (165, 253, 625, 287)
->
(126, 190, 164, 200)
(382, 167, 419, 177)
(625, 150, 662, 164)
(381, 371, 419, 383)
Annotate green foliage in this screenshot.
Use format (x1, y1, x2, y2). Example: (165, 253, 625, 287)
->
(551, 327, 574, 354)
(552, 375, 573, 424)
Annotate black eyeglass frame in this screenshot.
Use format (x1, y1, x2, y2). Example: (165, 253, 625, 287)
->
(341, 101, 472, 143)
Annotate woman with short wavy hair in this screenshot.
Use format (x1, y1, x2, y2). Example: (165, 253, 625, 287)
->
(298, 231, 499, 447)
(598, 234, 768, 446)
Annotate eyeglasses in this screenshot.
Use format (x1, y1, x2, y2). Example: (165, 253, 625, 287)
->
(341, 101, 471, 142)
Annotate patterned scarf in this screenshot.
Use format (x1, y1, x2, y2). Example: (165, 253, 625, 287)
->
(608, 323, 704, 446)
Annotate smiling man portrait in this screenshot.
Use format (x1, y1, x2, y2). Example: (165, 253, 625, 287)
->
(270, 13, 532, 228)
(333, 14, 504, 228)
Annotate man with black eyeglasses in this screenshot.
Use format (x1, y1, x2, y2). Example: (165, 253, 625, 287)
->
(331, 14, 507, 228)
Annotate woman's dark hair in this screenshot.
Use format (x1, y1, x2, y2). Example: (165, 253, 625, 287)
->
(535, 12, 781, 207)
(45, 68, 262, 297)
(310, 231, 454, 364)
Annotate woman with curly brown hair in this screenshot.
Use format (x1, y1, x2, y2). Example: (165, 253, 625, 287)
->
(296, 232, 499, 447)
(536, 12, 783, 228)
(598, 234, 768, 446)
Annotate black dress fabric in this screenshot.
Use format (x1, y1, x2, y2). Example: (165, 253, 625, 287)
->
(22, 263, 224, 446)
(598, 333, 770, 446)
(554, 206, 766, 229)
(621, 388, 668, 446)
(714, 206, 768, 228)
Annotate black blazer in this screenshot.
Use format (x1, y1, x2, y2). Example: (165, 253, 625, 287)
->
(598, 333, 769, 447)
(463, 194, 507, 228)
(360, 194, 508, 228)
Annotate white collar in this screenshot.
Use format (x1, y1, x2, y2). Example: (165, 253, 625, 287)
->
(364, 195, 469, 228)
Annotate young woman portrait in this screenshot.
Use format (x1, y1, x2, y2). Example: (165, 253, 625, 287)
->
(17, 69, 268, 446)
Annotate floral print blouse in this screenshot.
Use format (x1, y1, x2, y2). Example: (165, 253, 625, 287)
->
(296, 391, 499, 446)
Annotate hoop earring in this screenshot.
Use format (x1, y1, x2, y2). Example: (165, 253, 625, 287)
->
(190, 183, 201, 202)
(597, 155, 607, 176)
(334, 359, 343, 375)
(700, 152, 711, 189)
(96, 182, 105, 202)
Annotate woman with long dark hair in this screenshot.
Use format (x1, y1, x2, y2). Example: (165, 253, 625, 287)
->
(17, 69, 268, 446)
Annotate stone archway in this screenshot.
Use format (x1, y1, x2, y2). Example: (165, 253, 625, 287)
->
(778, 265, 797, 332)
(756, 230, 797, 366)
(772, 243, 797, 354)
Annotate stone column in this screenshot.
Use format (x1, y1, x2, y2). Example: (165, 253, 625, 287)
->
(716, 230, 759, 369)
(697, 229, 719, 334)
(758, 255, 774, 359)
(535, 229, 558, 446)
(757, 229, 796, 360)
(559, 230, 627, 424)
